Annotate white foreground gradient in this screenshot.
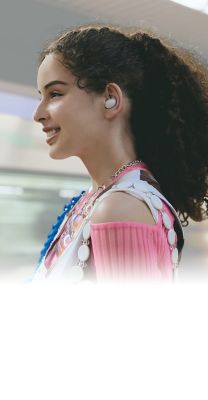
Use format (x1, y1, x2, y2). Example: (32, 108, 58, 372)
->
(0, 282, 208, 400)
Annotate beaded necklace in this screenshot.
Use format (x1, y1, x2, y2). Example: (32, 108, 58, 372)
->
(36, 160, 142, 271)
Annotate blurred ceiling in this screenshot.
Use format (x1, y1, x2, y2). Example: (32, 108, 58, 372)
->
(0, 0, 208, 94)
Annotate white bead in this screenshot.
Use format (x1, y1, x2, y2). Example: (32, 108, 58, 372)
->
(171, 248, 179, 265)
(150, 194, 163, 210)
(162, 212, 172, 229)
(78, 244, 90, 262)
(167, 229, 176, 245)
(66, 265, 84, 283)
(83, 222, 91, 240)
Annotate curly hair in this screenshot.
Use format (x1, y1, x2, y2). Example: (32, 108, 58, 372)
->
(40, 25, 208, 226)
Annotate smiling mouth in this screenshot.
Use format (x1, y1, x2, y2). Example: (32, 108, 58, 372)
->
(46, 129, 60, 145)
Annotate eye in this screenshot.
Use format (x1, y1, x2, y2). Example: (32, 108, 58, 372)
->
(50, 91, 62, 98)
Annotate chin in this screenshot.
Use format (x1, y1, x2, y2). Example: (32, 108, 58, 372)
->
(49, 149, 71, 160)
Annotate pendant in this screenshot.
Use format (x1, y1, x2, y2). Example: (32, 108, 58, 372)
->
(150, 194, 163, 210)
(78, 244, 90, 262)
(171, 248, 179, 265)
(64, 265, 84, 283)
(162, 212, 172, 229)
(167, 229, 176, 245)
(82, 222, 91, 240)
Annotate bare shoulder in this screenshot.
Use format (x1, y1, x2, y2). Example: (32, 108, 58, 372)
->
(91, 191, 156, 225)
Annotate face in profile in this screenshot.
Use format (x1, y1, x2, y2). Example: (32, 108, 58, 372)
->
(33, 53, 104, 160)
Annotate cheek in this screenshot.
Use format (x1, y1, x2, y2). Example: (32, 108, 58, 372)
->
(48, 102, 63, 115)
(50, 94, 78, 114)
(48, 101, 72, 126)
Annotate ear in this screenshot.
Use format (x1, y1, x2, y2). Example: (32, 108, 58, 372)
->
(103, 82, 124, 119)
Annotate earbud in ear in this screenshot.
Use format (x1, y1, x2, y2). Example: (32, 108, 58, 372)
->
(104, 96, 117, 109)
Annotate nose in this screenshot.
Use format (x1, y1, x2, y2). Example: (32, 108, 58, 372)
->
(33, 100, 48, 123)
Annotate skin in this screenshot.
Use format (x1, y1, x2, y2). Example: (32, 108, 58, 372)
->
(34, 53, 155, 225)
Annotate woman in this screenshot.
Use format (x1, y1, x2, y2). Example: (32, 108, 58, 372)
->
(32, 25, 208, 283)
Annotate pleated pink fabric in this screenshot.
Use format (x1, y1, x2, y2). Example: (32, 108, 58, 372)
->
(90, 206, 175, 282)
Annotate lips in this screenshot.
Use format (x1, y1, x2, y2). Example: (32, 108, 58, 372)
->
(43, 127, 61, 145)
(46, 134, 59, 145)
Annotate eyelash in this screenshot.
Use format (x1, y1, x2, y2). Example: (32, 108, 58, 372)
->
(50, 91, 62, 98)
(38, 91, 63, 102)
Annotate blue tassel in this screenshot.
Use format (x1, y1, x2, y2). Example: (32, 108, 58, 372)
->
(35, 190, 85, 271)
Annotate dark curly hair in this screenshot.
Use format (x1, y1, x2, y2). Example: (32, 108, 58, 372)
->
(40, 25, 208, 226)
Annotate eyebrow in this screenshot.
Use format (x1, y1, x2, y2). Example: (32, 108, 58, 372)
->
(38, 80, 68, 94)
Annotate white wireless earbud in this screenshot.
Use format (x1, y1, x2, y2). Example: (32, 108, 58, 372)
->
(104, 96, 117, 109)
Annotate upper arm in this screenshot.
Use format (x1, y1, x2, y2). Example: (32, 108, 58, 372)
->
(91, 191, 156, 225)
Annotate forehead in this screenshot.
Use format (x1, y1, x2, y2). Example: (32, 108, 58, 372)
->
(37, 53, 74, 88)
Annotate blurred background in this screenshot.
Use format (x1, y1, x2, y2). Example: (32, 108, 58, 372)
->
(0, 0, 208, 282)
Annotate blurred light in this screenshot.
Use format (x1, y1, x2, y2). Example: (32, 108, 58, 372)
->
(0, 91, 38, 121)
(170, 0, 208, 14)
(59, 189, 77, 198)
(0, 186, 24, 195)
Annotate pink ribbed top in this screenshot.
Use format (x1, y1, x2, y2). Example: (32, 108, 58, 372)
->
(85, 163, 175, 281)
(90, 204, 175, 282)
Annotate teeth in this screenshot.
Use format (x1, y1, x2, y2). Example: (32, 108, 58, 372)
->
(50, 128, 59, 134)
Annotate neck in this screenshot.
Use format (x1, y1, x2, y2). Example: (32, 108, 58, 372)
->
(81, 152, 139, 192)
(80, 126, 140, 191)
